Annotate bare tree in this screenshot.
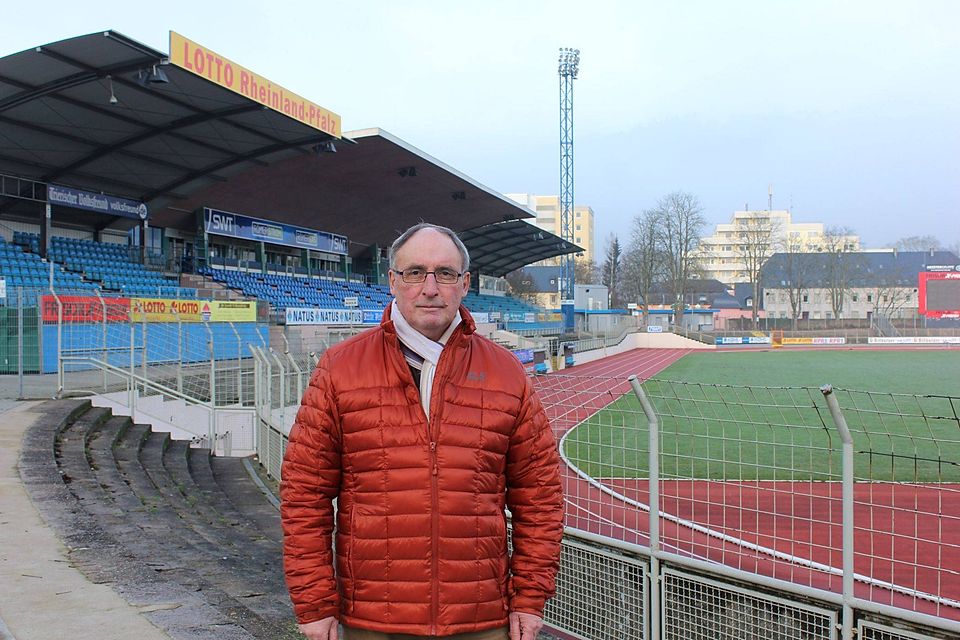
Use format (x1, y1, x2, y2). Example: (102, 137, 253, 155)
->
(821, 225, 858, 319)
(600, 234, 623, 307)
(621, 209, 662, 324)
(504, 268, 540, 305)
(893, 235, 942, 252)
(573, 256, 597, 286)
(734, 212, 781, 327)
(655, 192, 708, 327)
(780, 240, 813, 331)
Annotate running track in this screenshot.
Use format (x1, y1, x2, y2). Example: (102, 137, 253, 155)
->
(533, 348, 960, 622)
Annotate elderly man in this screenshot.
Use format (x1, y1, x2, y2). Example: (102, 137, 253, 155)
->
(281, 222, 564, 640)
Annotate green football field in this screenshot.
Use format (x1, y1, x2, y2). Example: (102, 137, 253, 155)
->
(562, 349, 960, 482)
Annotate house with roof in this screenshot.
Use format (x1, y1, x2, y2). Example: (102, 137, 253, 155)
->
(760, 250, 959, 321)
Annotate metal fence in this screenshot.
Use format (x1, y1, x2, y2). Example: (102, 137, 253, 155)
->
(7, 287, 959, 639)
(247, 349, 960, 640)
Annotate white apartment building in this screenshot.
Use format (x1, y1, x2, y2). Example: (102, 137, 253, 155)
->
(505, 193, 596, 265)
(696, 210, 860, 285)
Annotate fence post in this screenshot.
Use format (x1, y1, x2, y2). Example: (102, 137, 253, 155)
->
(269, 348, 287, 433)
(630, 375, 661, 640)
(229, 322, 242, 405)
(820, 385, 855, 640)
(205, 321, 216, 450)
(129, 321, 136, 412)
(95, 289, 107, 391)
(53, 283, 63, 398)
(17, 287, 24, 399)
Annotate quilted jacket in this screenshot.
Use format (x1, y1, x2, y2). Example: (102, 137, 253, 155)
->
(281, 304, 564, 636)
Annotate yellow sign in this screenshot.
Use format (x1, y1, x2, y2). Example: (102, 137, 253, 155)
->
(130, 298, 204, 322)
(129, 299, 257, 323)
(207, 301, 257, 322)
(169, 31, 341, 138)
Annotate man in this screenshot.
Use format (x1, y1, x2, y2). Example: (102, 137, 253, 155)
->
(281, 223, 564, 640)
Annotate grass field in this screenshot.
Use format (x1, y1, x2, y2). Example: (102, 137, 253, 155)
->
(563, 349, 960, 482)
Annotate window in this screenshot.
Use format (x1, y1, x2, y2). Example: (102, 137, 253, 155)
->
(802, 294, 808, 303)
(575, 237, 581, 243)
(867, 294, 873, 303)
(575, 224, 581, 231)
(576, 211, 581, 218)
(852, 294, 858, 302)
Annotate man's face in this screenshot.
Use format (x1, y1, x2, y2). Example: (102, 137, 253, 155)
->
(389, 228, 470, 341)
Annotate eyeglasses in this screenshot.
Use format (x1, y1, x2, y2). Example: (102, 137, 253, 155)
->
(392, 267, 463, 284)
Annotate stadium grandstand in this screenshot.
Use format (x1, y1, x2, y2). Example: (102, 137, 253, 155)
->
(2, 30, 958, 640)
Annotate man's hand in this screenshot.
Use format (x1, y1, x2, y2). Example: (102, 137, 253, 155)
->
(509, 611, 544, 640)
(298, 616, 339, 640)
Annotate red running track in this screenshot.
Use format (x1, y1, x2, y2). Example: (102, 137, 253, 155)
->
(534, 348, 960, 622)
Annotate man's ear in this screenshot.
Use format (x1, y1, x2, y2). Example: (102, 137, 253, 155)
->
(462, 271, 471, 293)
(388, 269, 398, 296)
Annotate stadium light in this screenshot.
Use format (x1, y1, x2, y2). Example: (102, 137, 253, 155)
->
(136, 65, 170, 87)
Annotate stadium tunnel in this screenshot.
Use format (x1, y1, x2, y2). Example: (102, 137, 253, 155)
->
(0, 29, 581, 290)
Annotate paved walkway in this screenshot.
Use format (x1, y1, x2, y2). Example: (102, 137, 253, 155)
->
(0, 401, 170, 640)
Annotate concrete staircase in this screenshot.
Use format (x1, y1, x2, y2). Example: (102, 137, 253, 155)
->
(20, 399, 297, 639)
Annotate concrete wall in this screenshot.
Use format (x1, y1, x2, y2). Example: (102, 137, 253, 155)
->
(564, 331, 713, 368)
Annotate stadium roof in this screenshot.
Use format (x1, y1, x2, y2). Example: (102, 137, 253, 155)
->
(0, 30, 578, 273)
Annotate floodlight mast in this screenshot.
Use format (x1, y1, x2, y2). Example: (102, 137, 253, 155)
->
(558, 47, 579, 334)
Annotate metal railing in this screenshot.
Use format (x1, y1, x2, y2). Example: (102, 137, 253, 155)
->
(248, 352, 960, 640)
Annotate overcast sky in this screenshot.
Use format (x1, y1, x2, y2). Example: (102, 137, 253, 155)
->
(3, 1, 958, 251)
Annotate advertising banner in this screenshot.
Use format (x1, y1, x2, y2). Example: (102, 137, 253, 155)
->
(207, 301, 257, 322)
(41, 295, 130, 323)
(204, 208, 347, 255)
(782, 337, 846, 345)
(130, 298, 206, 322)
(363, 310, 383, 324)
(716, 336, 772, 345)
(49, 184, 148, 220)
(169, 31, 341, 137)
(472, 312, 490, 324)
(512, 349, 534, 364)
(868, 336, 960, 345)
(285, 308, 364, 326)
(646, 325, 664, 333)
(0, 278, 5, 299)
(524, 313, 536, 323)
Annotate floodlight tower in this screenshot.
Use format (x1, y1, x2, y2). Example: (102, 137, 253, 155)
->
(558, 47, 580, 334)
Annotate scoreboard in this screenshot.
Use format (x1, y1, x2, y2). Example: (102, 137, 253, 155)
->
(919, 271, 960, 319)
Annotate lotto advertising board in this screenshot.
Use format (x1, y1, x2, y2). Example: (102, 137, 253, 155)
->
(129, 299, 257, 323)
(42, 296, 256, 323)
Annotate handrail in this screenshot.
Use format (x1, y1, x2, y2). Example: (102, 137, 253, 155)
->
(60, 354, 213, 407)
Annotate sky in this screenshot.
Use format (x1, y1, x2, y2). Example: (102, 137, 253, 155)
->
(2, 1, 958, 252)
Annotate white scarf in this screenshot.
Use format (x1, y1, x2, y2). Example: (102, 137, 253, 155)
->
(391, 300, 461, 419)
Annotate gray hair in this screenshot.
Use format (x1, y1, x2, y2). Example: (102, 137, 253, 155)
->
(388, 222, 470, 273)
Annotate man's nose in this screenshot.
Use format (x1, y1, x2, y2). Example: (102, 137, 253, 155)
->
(420, 272, 441, 294)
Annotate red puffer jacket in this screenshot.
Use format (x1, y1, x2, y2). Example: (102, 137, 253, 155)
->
(281, 305, 564, 636)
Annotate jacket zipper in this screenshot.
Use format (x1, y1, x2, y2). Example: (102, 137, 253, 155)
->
(426, 331, 459, 635)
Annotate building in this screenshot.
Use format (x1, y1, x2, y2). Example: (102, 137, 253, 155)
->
(505, 193, 596, 266)
(695, 210, 860, 285)
(760, 250, 958, 321)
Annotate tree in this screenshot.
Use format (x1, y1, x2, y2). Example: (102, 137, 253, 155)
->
(573, 256, 597, 285)
(654, 192, 708, 327)
(733, 212, 781, 327)
(893, 235, 941, 252)
(504, 268, 540, 305)
(600, 234, 623, 307)
(781, 241, 812, 330)
(621, 209, 661, 324)
(821, 225, 858, 319)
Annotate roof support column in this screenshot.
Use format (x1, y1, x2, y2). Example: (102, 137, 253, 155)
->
(140, 218, 149, 267)
(40, 202, 51, 260)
